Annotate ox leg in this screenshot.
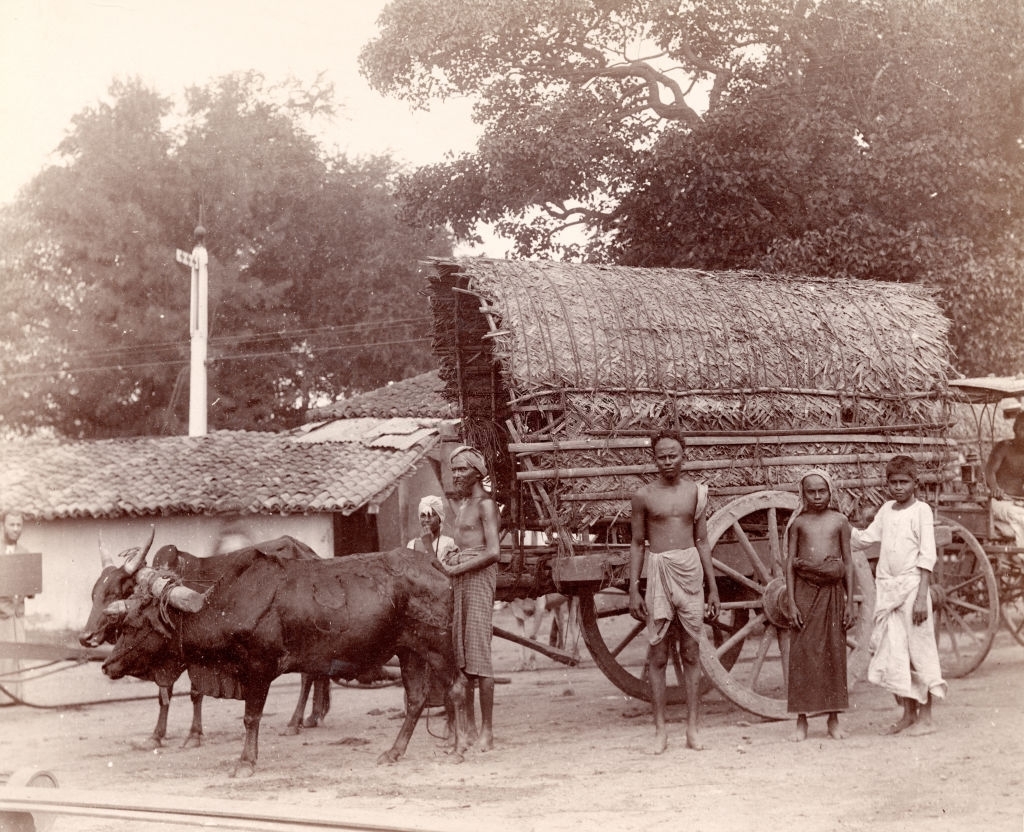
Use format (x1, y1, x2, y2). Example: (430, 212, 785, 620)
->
(233, 685, 270, 778)
(137, 684, 171, 750)
(282, 674, 314, 736)
(181, 689, 203, 748)
(378, 652, 432, 765)
(307, 674, 330, 727)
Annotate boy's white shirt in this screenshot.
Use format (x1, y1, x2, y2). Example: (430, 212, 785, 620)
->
(850, 499, 937, 578)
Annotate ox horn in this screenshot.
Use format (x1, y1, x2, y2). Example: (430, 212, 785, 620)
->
(165, 586, 206, 614)
(103, 600, 131, 619)
(123, 526, 156, 576)
(98, 530, 114, 568)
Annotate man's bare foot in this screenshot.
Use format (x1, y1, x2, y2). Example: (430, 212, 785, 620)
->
(477, 729, 494, 752)
(685, 726, 705, 751)
(883, 713, 916, 735)
(791, 714, 808, 742)
(906, 720, 936, 736)
(652, 727, 668, 755)
(827, 714, 846, 740)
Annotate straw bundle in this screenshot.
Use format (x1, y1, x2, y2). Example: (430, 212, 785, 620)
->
(427, 258, 957, 531)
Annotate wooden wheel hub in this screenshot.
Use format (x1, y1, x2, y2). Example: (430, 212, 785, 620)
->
(761, 577, 794, 629)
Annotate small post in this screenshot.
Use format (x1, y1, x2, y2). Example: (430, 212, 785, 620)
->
(176, 225, 208, 436)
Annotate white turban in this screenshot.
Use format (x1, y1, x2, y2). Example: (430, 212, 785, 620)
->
(418, 495, 445, 522)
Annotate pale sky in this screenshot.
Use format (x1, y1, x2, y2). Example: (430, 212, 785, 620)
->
(0, 0, 491, 239)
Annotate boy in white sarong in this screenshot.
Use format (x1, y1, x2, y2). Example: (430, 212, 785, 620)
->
(851, 455, 947, 735)
(629, 431, 720, 753)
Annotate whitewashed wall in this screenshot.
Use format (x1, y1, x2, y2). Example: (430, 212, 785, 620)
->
(16, 514, 332, 634)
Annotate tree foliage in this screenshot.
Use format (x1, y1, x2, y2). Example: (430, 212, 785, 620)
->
(0, 73, 450, 438)
(361, 0, 1024, 374)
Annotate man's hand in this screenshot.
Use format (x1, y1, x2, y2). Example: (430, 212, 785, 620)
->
(990, 484, 1006, 501)
(628, 586, 647, 622)
(789, 596, 804, 629)
(843, 603, 855, 630)
(705, 591, 720, 620)
(912, 592, 929, 626)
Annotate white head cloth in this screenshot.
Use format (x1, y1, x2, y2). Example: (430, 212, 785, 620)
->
(782, 468, 840, 562)
(418, 495, 445, 522)
(449, 445, 487, 477)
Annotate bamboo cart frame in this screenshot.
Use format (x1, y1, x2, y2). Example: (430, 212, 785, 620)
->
(427, 257, 990, 719)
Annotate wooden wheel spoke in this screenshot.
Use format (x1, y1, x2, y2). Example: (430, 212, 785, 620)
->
(940, 613, 964, 660)
(749, 626, 773, 688)
(942, 573, 984, 596)
(610, 621, 646, 659)
(731, 520, 772, 583)
(946, 596, 990, 616)
(714, 612, 765, 660)
(943, 606, 983, 645)
(766, 507, 782, 572)
(711, 558, 765, 595)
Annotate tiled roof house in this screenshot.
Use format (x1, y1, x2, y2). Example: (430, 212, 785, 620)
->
(0, 382, 459, 633)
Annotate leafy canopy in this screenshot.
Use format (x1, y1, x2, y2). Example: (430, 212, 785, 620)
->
(0, 73, 450, 438)
(361, 0, 1024, 374)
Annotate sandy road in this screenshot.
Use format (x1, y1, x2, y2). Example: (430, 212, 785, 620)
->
(0, 619, 1022, 832)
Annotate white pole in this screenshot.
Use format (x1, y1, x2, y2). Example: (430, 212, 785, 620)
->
(188, 226, 208, 436)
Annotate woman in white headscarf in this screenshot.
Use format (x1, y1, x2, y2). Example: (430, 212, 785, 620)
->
(407, 495, 457, 561)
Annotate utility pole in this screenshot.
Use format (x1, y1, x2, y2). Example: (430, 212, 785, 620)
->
(175, 224, 208, 436)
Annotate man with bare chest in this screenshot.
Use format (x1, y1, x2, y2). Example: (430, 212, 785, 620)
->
(629, 431, 719, 754)
(784, 471, 854, 740)
(986, 412, 1024, 546)
(439, 445, 500, 751)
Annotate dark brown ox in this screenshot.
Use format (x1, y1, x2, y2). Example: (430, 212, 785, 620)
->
(80, 531, 331, 749)
(102, 539, 468, 777)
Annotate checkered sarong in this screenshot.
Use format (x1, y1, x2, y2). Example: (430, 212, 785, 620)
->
(448, 548, 496, 677)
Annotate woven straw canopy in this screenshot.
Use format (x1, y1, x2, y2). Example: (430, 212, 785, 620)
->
(427, 258, 956, 531)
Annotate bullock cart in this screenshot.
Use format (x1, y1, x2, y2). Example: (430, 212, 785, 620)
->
(425, 258, 990, 720)
(935, 377, 1024, 648)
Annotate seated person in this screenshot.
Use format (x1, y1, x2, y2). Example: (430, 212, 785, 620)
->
(985, 411, 1024, 546)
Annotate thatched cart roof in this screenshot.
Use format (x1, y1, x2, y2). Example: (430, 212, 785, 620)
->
(426, 258, 957, 530)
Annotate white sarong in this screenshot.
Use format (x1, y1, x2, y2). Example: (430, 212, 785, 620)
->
(645, 547, 704, 645)
(868, 573, 947, 703)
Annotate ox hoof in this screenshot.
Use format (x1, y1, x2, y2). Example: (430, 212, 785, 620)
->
(131, 737, 163, 752)
(230, 762, 257, 779)
(180, 734, 202, 749)
(376, 750, 401, 765)
(302, 716, 322, 729)
(280, 725, 301, 736)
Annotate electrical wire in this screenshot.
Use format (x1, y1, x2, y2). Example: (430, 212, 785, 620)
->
(2, 336, 433, 380)
(48, 316, 434, 362)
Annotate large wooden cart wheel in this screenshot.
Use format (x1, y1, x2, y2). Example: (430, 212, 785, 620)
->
(932, 520, 1000, 677)
(577, 589, 748, 705)
(997, 551, 1024, 646)
(698, 491, 875, 720)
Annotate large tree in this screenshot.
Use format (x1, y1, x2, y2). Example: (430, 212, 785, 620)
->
(361, 0, 1024, 374)
(0, 73, 450, 438)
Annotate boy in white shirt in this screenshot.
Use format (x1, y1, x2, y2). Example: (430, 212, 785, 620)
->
(851, 455, 947, 734)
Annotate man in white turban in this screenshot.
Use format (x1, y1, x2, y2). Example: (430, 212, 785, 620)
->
(407, 495, 456, 561)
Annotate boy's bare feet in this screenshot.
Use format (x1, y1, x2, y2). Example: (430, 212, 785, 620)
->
(653, 727, 668, 755)
(477, 728, 494, 752)
(826, 713, 846, 740)
(906, 719, 935, 736)
(883, 712, 916, 735)
(791, 714, 809, 742)
(685, 726, 705, 751)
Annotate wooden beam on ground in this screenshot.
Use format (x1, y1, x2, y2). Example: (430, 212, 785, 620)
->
(0, 787, 462, 832)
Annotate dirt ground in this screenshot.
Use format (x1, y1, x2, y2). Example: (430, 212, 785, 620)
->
(1, 608, 1022, 832)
